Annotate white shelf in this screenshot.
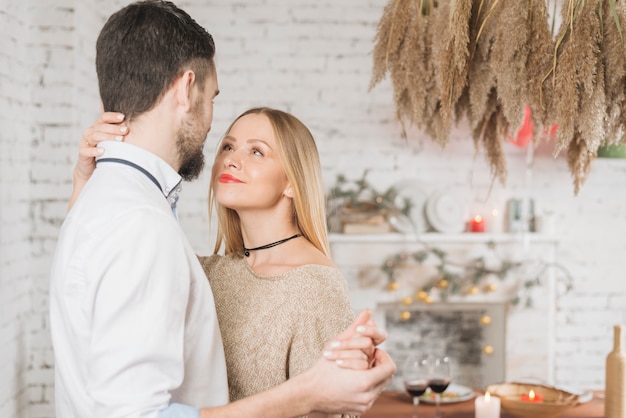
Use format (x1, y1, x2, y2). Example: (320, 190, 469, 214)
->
(328, 232, 559, 245)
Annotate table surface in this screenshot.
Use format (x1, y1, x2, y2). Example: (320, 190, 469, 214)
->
(362, 391, 604, 418)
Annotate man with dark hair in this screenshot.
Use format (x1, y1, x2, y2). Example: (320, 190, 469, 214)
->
(50, 2, 395, 417)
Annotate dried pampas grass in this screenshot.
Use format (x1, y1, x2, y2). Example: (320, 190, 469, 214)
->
(491, 0, 531, 132)
(526, 0, 555, 130)
(551, 0, 606, 192)
(398, 1, 433, 133)
(567, 133, 595, 194)
(472, 88, 508, 183)
(368, 0, 625, 194)
(369, 0, 413, 91)
(467, 0, 509, 184)
(602, 0, 626, 144)
(438, 0, 472, 134)
(423, 2, 450, 144)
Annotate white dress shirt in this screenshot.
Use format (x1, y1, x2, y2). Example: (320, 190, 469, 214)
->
(50, 141, 228, 418)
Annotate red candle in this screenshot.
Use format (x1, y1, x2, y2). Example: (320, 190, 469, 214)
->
(470, 215, 485, 233)
(520, 389, 544, 403)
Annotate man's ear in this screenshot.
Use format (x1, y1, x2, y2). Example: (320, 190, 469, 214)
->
(175, 70, 196, 112)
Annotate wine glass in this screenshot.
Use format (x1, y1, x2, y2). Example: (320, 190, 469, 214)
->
(402, 355, 429, 418)
(427, 355, 451, 418)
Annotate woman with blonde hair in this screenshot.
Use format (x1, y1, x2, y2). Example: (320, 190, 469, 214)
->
(202, 107, 357, 411)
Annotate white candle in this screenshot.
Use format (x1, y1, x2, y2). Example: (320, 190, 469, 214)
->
(488, 208, 503, 233)
(475, 391, 500, 418)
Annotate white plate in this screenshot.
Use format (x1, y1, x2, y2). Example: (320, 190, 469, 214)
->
(425, 191, 466, 233)
(549, 385, 594, 404)
(576, 391, 594, 404)
(389, 180, 428, 233)
(420, 383, 476, 404)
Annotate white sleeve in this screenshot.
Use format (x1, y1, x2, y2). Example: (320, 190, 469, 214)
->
(158, 403, 200, 418)
(85, 210, 190, 418)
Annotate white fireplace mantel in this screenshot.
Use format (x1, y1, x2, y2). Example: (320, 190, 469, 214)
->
(329, 232, 561, 386)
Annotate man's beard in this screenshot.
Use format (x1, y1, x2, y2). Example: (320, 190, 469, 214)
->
(177, 140, 205, 181)
(176, 106, 207, 181)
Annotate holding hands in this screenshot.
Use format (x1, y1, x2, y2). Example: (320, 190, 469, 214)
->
(303, 309, 395, 415)
(323, 309, 387, 370)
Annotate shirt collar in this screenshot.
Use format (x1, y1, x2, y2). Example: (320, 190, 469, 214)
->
(96, 141, 183, 204)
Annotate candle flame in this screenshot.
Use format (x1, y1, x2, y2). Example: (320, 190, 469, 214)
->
(485, 391, 491, 401)
(492, 209, 499, 217)
(474, 215, 483, 222)
(529, 389, 535, 400)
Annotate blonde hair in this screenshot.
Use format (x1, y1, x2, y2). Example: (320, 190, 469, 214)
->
(209, 107, 330, 257)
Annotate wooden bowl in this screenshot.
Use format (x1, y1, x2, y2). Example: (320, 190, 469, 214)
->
(486, 382, 579, 418)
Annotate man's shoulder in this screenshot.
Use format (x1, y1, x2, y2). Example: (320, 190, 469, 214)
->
(72, 169, 171, 219)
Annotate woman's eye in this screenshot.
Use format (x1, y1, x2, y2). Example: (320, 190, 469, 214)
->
(221, 143, 233, 152)
(252, 148, 263, 157)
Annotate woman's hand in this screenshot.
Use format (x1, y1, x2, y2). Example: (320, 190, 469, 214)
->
(322, 309, 387, 370)
(75, 112, 128, 179)
(68, 112, 128, 211)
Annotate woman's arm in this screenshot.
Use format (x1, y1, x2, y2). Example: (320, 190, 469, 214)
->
(291, 272, 376, 418)
(199, 313, 395, 417)
(68, 112, 129, 211)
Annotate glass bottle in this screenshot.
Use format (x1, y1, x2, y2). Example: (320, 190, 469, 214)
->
(606, 324, 625, 418)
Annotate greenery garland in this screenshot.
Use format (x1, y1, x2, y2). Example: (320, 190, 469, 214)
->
(327, 172, 573, 307)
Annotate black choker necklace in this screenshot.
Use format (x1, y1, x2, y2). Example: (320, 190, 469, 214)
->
(243, 233, 302, 257)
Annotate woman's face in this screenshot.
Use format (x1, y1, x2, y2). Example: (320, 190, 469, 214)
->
(212, 113, 290, 212)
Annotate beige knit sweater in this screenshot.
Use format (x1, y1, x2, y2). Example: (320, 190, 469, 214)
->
(200, 254, 356, 415)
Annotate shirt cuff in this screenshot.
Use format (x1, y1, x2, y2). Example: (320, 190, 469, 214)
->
(158, 403, 200, 418)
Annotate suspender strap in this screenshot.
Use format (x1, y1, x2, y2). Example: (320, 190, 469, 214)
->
(97, 158, 162, 192)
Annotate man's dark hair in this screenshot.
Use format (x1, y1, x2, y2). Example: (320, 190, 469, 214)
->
(96, 0, 215, 120)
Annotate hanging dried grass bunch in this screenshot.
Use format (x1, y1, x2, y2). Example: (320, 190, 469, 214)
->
(397, 1, 436, 135)
(466, 0, 512, 184)
(550, 0, 606, 193)
(422, 2, 450, 143)
(472, 88, 508, 183)
(370, 0, 448, 140)
(369, 0, 413, 90)
(438, 0, 472, 138)
(369, 0, 625, 194)
(526, 0, 556, 130)
(491, 0, 531, 132)
(602, 0, 626, 144)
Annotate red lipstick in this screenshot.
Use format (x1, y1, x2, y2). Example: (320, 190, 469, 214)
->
(219, 173, 243, 183)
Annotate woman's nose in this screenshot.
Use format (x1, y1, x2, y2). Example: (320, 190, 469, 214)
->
(224, 153, 240, 169)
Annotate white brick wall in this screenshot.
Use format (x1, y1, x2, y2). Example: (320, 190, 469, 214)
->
(1, 0, 35, 416)
(0, 1, 624, 416)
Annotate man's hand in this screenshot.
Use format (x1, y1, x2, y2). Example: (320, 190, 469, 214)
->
(301, 345, 396, 415)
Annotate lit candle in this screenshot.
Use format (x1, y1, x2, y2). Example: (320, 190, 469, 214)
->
(470, 215, 485, 233)
(475, 391, 500, 418)
(520, 389, 544, 403)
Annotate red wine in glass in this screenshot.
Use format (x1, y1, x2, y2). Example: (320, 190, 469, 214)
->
(405, 379, 429, 397)
(403, 356, 428, 418)
(427, 355, 451, 418)
(429, 378, 451, 394)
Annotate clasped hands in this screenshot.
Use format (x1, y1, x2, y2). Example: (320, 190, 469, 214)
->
(322, 309, 387, 370)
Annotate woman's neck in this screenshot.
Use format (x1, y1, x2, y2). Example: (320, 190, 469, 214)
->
(237, 210, 299, 250)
